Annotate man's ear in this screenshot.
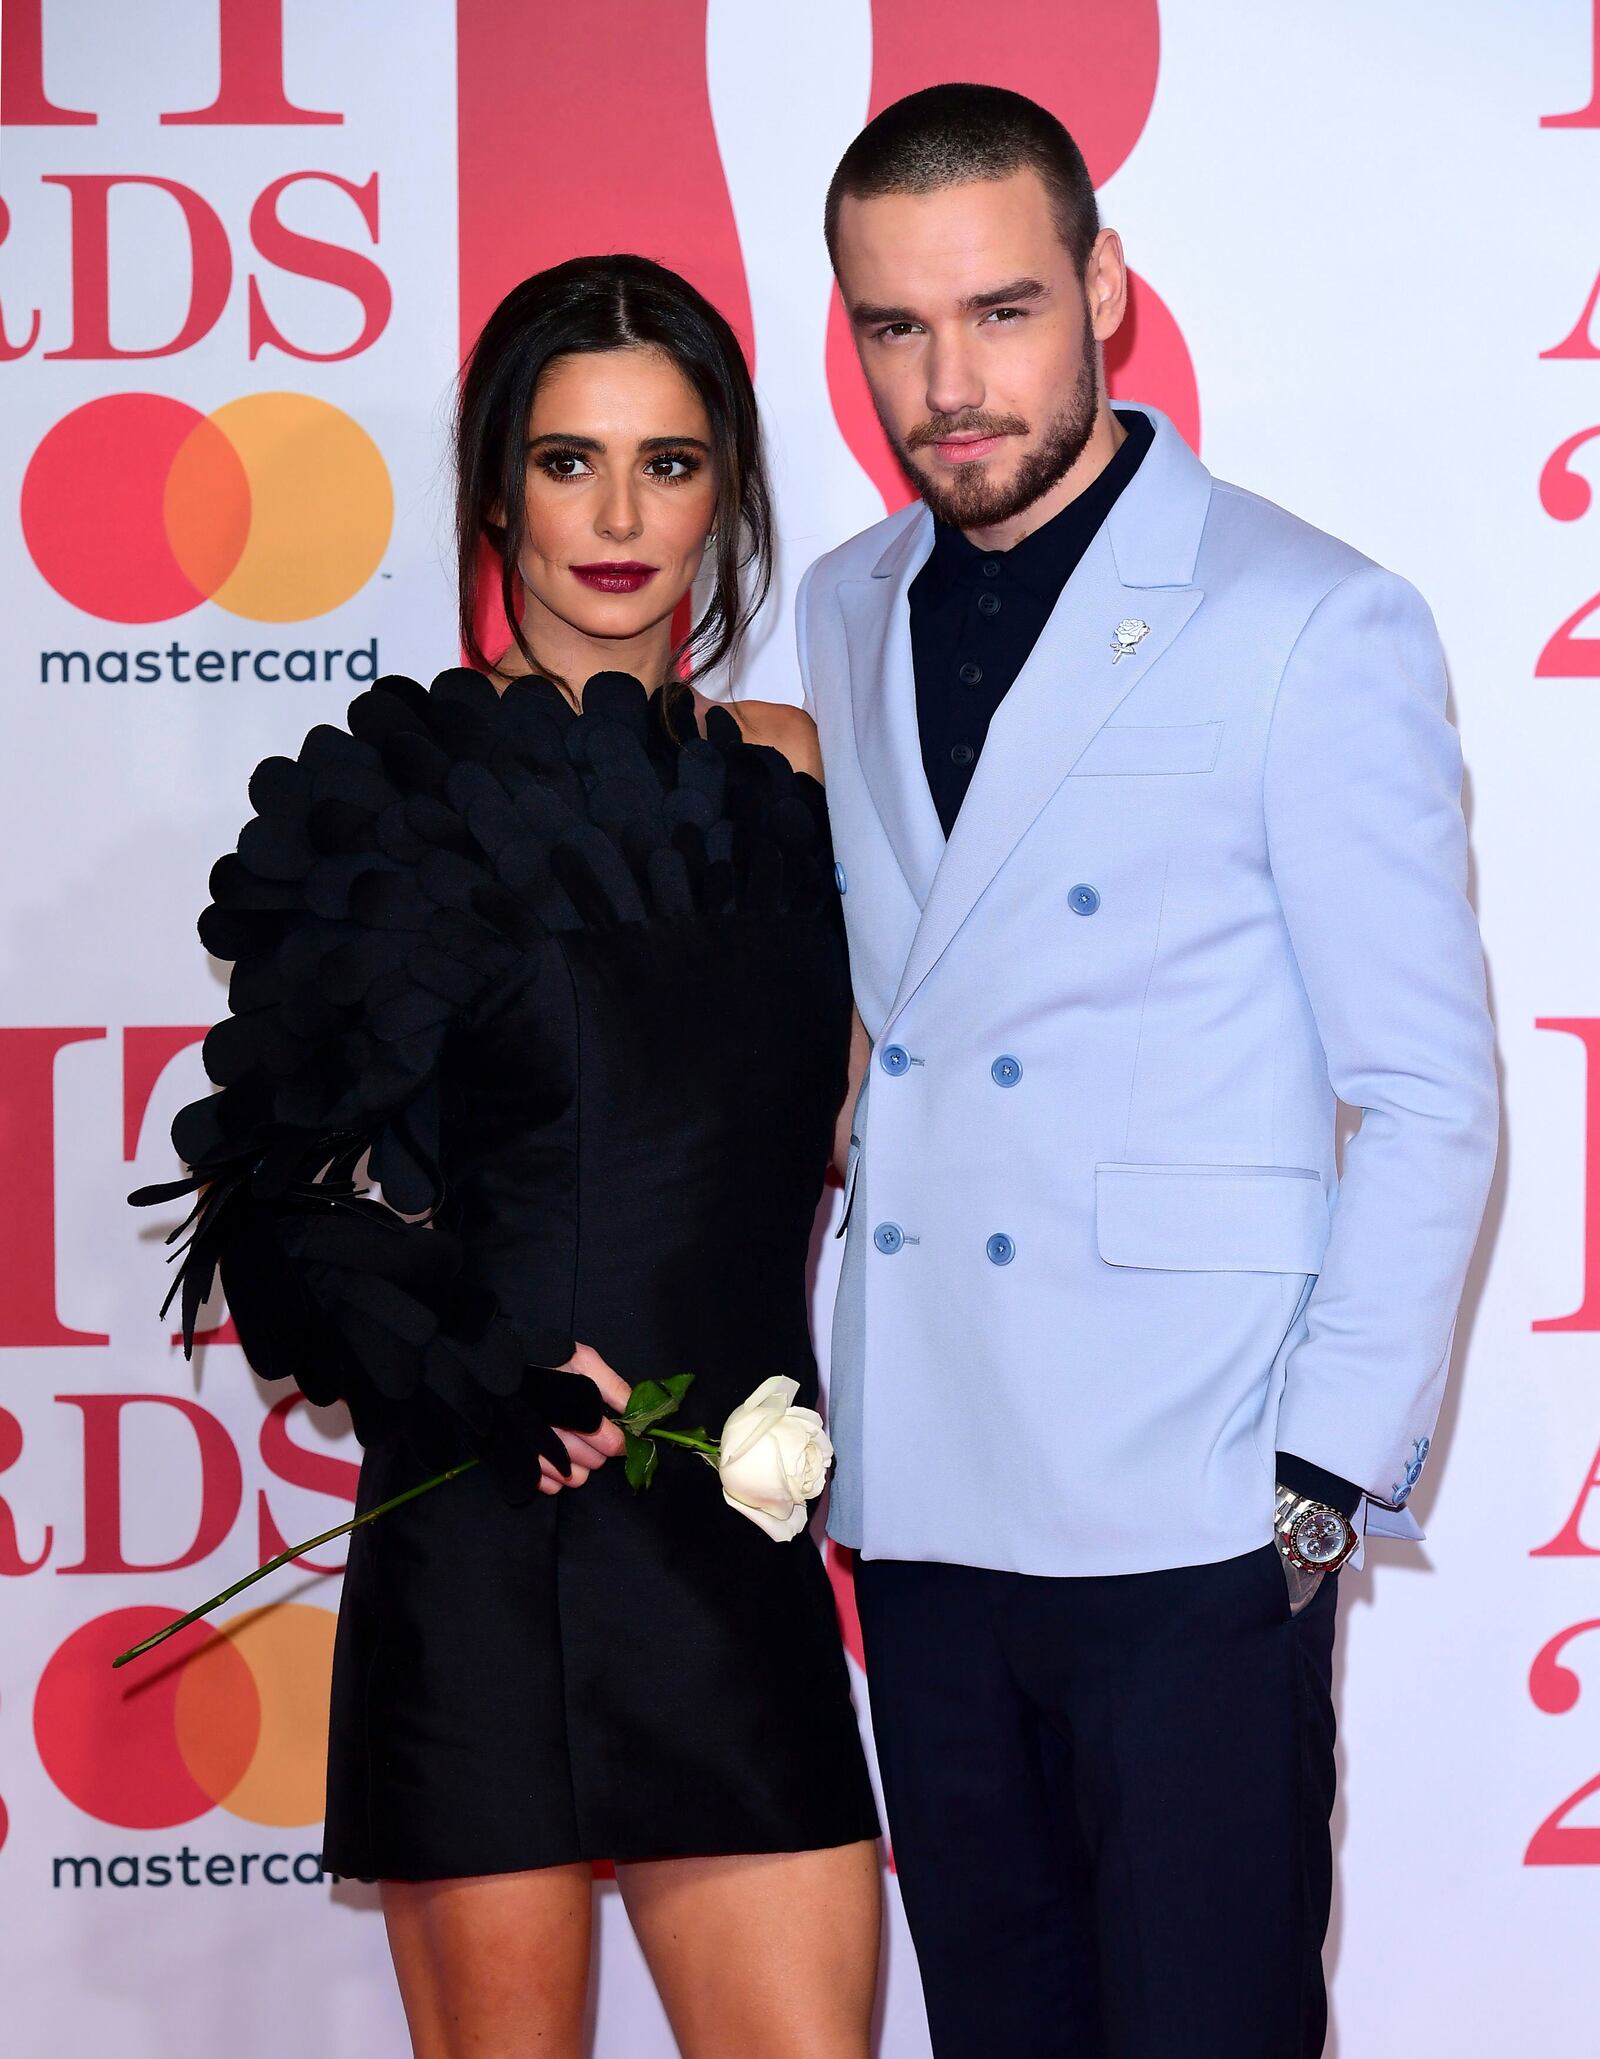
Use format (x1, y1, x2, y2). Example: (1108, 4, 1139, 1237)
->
(1085, 228, 1129, 346)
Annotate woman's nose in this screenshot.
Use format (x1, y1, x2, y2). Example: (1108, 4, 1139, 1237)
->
(597, 479, 643, 542)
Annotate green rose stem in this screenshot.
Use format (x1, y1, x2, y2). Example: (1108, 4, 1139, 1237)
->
(110, 1458, 482, 1669)
(111, 1374, 718, 1670)
(649, 1428, 721, 1464)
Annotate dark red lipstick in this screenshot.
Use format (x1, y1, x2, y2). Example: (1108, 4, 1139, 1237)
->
(570, 561, 658, 594)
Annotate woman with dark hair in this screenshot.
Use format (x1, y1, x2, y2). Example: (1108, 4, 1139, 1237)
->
(133, 255, 881, 2056)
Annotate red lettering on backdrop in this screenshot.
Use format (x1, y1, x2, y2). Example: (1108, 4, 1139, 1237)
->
(55, 1395, 241, 1574)
(827, 1539, 865, 1670)
(823, 0, 1196, 515)
(1535, 428, 1600, 676)
(161, 0, 342, 127)
(123, 1026, 239, 1346)
(258, 1394, 359, 1573)
(1533, 1019, 1600, 1329)
(1532, 1435, 1600, 1557)
(1526, 1618, 1600, 1864)
(0, 198, 42, 361)
(0, 1028, 107, 1347)
(0, 0, 95, 125)
(1540, 270, 1600, 361)
(455, 0, 752, 663)
(1542, 0, 1600, 128)
(0, 1409, 53, 1575)
(248, 171, 391, 362)
(1538, 424, 1600, 517)
(40, 176, 232, 362)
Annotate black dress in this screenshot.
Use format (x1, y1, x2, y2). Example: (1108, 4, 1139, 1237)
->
(132, 668, 880, 1879)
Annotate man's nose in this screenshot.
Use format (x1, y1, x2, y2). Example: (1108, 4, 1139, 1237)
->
(924, 332, 984, 421)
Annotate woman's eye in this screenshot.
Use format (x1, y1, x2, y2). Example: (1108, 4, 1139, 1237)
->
(645, 453, 699, 481)
(536, 451, 592, 480)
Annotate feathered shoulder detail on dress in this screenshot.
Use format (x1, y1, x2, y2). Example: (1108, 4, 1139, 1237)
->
(129, 668, 837, 1499)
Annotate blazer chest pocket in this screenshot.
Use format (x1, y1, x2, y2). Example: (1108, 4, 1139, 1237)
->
(1070, 721, 1223, 776)
(1095, 1162, 1328, 1274)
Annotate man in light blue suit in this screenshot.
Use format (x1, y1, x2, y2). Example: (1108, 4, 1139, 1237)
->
(799, 85, 1497, 2059)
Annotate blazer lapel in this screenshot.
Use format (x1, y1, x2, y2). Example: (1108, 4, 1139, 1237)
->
(882, 404, 1213, 1034)
(839, 506, 946, 908)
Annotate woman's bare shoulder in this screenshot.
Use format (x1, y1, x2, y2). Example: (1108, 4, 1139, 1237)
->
(712, 696, 824, 781)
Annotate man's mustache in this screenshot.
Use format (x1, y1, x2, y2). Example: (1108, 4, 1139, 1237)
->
(904, 410, 1030, 451)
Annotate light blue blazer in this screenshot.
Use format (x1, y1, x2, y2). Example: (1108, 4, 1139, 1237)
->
(797, 403, 1498, 1577)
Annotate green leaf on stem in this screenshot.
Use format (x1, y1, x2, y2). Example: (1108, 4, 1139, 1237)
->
(620, 1373, 695, 1438)
(623, 1430, 660, 1492)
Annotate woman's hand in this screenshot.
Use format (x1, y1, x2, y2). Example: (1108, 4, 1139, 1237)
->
(538, 1342, 631, 1493)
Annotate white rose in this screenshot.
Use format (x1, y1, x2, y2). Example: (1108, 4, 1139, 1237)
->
(716, 1376, 834, 1542)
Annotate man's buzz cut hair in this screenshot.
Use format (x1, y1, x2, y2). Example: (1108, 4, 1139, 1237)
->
(824, 83, 1100, 276)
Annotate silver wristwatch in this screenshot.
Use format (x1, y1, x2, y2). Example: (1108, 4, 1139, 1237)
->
(1273, 1484, 1357, 1576)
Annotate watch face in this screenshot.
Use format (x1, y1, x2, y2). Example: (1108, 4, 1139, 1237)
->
(1291, 1506, 1350, 1567)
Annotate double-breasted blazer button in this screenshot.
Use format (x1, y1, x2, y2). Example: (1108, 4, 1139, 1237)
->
(986, 1232, 1016, 1265)
(991, 1055, 1023, 1087)
(880, 1044, 911, 1076)
(874, 1222, 906, 1255)
(1068, 883, 1101, 916)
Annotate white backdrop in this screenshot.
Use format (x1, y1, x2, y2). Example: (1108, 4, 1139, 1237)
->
(3, 2, 1598, 2051)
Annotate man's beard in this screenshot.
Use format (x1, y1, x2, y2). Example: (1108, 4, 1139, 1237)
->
(882, 318, 1101, 533)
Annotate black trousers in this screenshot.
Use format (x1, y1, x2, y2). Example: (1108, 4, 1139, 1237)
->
(855, 1542, 1340, 2059)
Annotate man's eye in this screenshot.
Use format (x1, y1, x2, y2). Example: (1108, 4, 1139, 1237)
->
(875, 322, 922, 341)
(983, 308, 1025, 325)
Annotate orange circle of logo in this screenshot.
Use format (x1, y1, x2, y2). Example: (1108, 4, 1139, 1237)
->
(34, 1603, 337, 1830)
(21, 392, 392, 625)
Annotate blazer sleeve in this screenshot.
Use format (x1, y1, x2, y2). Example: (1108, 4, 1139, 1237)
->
(1263, 565, 1498, 1511)
(129, 669, 612, 1504)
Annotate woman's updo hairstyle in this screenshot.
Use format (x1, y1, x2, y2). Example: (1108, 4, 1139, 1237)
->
(455, 254, 772, 726)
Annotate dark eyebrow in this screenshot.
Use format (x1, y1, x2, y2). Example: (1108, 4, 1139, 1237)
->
(525, 432, 711, 453)
(850, 301, 919, 328)
(959, 276, 1049, 313)
(850, 277, 1050, 328)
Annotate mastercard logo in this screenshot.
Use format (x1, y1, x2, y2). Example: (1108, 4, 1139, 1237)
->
(21, 392, 392, 625)
(34, 1603, 336, 1830)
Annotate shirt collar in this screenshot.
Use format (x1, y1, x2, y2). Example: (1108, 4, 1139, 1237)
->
(926, 406, 1155, 603)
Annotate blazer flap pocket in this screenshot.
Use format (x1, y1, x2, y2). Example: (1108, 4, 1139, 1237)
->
(1071, 721, 1222, 776)
(1095, 1162, 1329, 1273)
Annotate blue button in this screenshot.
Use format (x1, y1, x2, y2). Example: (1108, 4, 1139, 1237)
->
(958, 661, 984, 686)
(874, 1222, 906, 1255)
(1069, 883, 1101, 916)
(977, 591, 1001, 617)
(880, 1044, 911, 1076)
(991, 1055, 1022, 1088)
(986, 1232, 1016, 1266)
(981, 560, 1000, 578)
(834, 861, 847, 895)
